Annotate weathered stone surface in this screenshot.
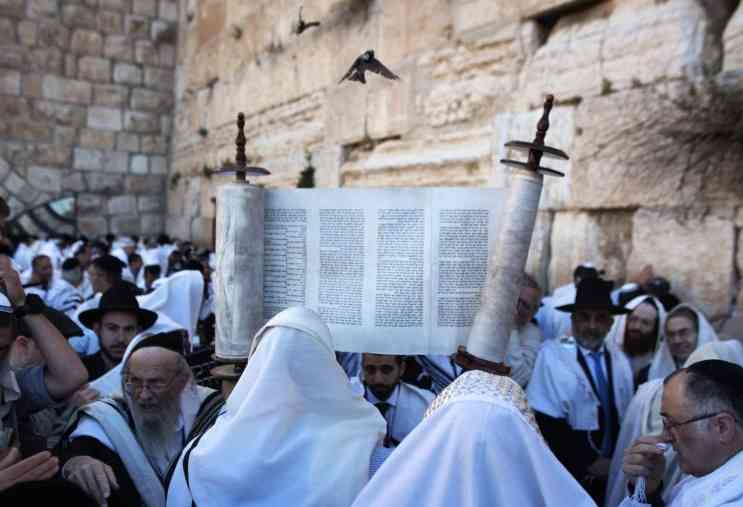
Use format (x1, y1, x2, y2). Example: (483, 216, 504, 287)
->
(125, 174, 164, 193)
(33, 100, 87, 126)
(125, 15, 149, 38)
(87, 106, 123, 130)
(29, 144, 70, 166)
(30, 48, 65, 74)
(78, 215, 108, 236)
(140, 213, 164, 234)
(130, 154, 148, 173)
(159, 0, 177, 22)
(62, 4, 96, 29)
(131, 88, 172, 112)
(42, 75, 92, 104)
(77, 193, 103, 213)
(124, 111, 159, 133)
(0, 0, 25, 18)
(0, 70, 21, 95)
(110, 215, 140, 234)
(79, 128, 116, 149)
(100, 0, 131, 12)
(138, 194, 162, 212)
(0, 18, 15, 45)
(85, 172, 124, 193)
(113, 62, 142, 85)
(53, 126, 78, 146)
(70, 29, 103, 55)
(548, 210, 634, 291)
(108, 194, 136, 214)
(628, 208, 735, 319)
(104, 35, 133, 61)
(150, 155, 167, 174)
(325, 84, 367, 145)
(98, 10, 124, 34)
(27, 0, 58, 18)
(132, 0, 156, 17)
(62, 171, 86, 192)
(78, 56, 112, 83)
(74, 148, 128, 172)
(140, 135, 167, 154)
(116, 132, 139, 151)
(18, 20, 38, 46)
(93, 84, 129, 107)
(27, 165, 61, 193)
(134, 40, 159, 65)
(143, 66, 173, 91)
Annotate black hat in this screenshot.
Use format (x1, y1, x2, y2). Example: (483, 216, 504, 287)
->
(129, 330, 188, 358)
(555, 277, 630, 315)
(78, 284, 158, 330)
(92, 255, 126, 277)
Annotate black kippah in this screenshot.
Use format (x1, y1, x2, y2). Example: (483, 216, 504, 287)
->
(130, 330, 186, 357)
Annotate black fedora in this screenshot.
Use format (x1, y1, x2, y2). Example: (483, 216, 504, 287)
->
(78, 284, 158, 330)
(555, 277, 630, 315)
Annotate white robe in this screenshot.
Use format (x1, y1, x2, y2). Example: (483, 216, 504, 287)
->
(647, 304, 718, 381)
(605, 340, 743, 507)
(527, 337, 633, 432)
(606, 295, 667, 376)
(618, 449, 743, 507)
(361, 381, 434, 444)
(352, 370, 597, 507)
(166, 307, 385, 507)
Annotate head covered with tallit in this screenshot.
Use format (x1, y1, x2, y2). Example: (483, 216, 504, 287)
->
(351, 369, 597, 507)
(647, 303, 718, 381)
(179, 307, 386, 507)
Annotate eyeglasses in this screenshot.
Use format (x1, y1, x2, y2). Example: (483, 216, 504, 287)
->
(123, 373, 179, 395)
(661, 411, 723, 432)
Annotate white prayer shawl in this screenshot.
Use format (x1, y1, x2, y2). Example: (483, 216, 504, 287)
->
(166, 307, 386, 507)
(617, 450, 743, 507)
(536, 288, 576, 341)
(647, 304, 718, 381)
(605, 340, 743, 507)
(606, 295, 667, 375)
(138, 270, 204, 340)
(12, 243, 33, 273)
(527, 337, 633, 431)
(78, 401, 167, 507)
(352, 370, 598, 507)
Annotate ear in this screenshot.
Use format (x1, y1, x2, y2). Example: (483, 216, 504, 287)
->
(717, 413, 738, 445)
(399, 359, 406, 377)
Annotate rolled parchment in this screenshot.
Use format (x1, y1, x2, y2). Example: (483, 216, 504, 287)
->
(215, 183, 264, 360)
(466, 168, 543, 363)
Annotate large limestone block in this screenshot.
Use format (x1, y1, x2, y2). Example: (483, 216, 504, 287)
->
(738, 230, 743, 313)
(452, 0, 519, 37)
(367, 63, 414, 140)
(602, 1, 694, 90)
(325, 83, 368, 145)
(517, 2, 610, 108)
(197, 0, 225, 47)
(490, 105, 573, 210)
(627, 208, 735, 319)
(27, 166, 61, 193)
(548, 210, 633, 291)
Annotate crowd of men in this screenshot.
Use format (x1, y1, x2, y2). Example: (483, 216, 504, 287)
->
(0, 197, 741, 506)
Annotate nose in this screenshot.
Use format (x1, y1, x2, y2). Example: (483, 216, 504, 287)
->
(136, 386, 155, 402)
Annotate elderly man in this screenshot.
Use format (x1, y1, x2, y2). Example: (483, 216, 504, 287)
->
(528, 277, 634, 504)
(360, 353, 434, 447)
(621, 359, 743, 506)
(60, 331, 223, 507)
(0, 255, 88, 493)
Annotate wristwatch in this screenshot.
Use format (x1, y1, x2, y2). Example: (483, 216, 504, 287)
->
(13, 293, 45, 319)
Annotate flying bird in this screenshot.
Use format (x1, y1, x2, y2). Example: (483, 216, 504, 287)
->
(338, 50, 400, 85)
(295, 6, 320, 35)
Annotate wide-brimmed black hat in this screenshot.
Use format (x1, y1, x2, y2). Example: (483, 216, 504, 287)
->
(555, 277, 630, 315)
(78, 284, 158, 330)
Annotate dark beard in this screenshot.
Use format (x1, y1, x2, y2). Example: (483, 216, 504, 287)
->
(623, 330, 656, 357)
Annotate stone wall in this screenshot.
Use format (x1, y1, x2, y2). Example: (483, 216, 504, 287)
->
(0, 0, 178, 236)
(170, 0, 743, 323)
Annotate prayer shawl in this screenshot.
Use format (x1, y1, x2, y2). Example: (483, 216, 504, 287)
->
(606, 295, 667, 375)
(351, 370, 598, 507)
(617, 449, 743, 507)
(605, 340, 743, 507)
(647, 304, 718, 381)
(138, 270, 204, 341)
(166, 307, 386, 507)
(527, 337, 633, 432)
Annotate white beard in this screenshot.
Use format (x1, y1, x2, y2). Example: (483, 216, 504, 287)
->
(127, 392, 183, 476)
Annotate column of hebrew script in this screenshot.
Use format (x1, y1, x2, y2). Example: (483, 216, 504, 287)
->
(263, 208, 308, 320)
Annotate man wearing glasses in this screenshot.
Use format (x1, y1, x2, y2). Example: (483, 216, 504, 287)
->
(59, 331, 223, 507)
(621, 359, 743, 507)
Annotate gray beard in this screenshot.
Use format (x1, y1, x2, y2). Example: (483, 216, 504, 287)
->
(126, 393, 183, 475)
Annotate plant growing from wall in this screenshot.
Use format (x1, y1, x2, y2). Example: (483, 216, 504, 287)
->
(297, 152, 316, 188)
